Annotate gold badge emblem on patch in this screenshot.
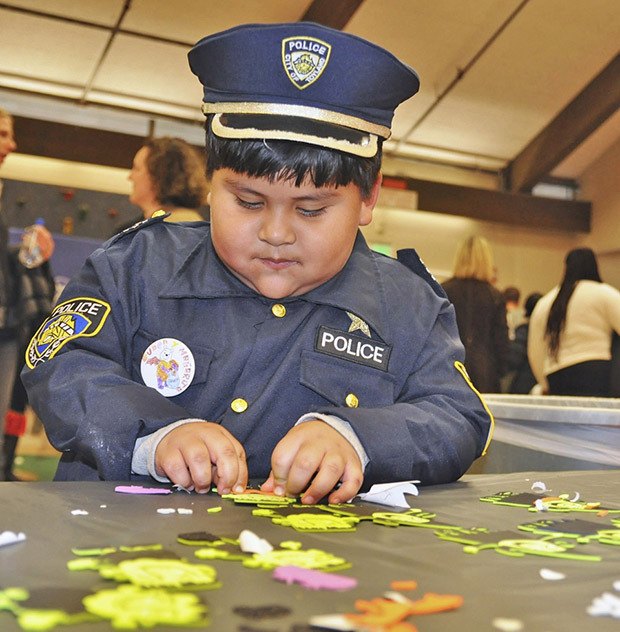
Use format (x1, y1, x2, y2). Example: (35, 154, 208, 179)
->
(282, 36, 331, 89)
(25, 297, 111, 368)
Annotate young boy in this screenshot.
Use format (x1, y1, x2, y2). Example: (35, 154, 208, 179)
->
(22, 23, 493, 504)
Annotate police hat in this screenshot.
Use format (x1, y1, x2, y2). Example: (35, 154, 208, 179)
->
(188, 22, 419, 157)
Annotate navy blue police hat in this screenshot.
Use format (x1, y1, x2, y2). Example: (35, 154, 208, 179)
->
(188, 22, 419, 157)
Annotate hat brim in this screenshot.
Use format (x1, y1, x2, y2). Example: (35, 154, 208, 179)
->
(203, 102, 389, 157)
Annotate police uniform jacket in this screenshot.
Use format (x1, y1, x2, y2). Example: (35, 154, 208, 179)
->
(22, 217, 492, 485)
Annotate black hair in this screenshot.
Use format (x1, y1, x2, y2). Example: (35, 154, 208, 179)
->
(545, 248, 602, 358)
(524, 292, 542, 318)
(204, 116, 382, 199)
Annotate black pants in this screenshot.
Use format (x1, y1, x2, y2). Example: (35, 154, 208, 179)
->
(547, 360, 611, 397)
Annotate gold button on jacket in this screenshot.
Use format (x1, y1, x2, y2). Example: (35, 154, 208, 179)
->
(345, 393, 359, 408)
(230, 398, 248, 413)
(271, 304, 286, 318)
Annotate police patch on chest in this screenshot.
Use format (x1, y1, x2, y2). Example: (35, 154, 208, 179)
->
(315, 326, 391, 371)
(25, 297, 111, 368)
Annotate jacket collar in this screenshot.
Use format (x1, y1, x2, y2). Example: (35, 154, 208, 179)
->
(160, 229, 390, 340)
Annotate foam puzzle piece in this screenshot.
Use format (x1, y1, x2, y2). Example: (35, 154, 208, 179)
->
(193, 540, 350, 572)
(519, 518, 620, 545)
(221, 490, 297, 507)
(114, 485, 172, 494)
(0, 587, 100, 630)
(177, 531, 224, 546)
(480, 491, 620, 513)
(98, 557, 221, 589)
(233, 604, 291, 619)
(253, 508, 361, 533)
(83, 584, 209, 628)
(71, 543, 163, 557)
(273, 566, 358, 591)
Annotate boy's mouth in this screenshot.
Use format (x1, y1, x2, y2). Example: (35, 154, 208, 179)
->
(260, 257, 296, 270)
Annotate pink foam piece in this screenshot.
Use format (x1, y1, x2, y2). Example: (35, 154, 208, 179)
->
(114, 485, 172, 495)
(272, 565, 358, 591)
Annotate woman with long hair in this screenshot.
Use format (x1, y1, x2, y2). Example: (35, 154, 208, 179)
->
(442, 235, 509, 393)
(528, 248, 620, 396)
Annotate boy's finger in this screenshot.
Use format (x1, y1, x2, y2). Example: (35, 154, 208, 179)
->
(300, 455, 343, 504)
(159, 449, 194, 491)
(328, 464, 363, 504)
(231, 446, 249, 494)
(182, 443, 215, 492)
(260, 472, 275, 492)
(283, 446, 325, 497)
(210, 437, 247, 495)
(269, 444, 298, 496)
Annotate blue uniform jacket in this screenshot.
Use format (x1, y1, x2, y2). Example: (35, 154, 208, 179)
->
(22, 217, 492, 484)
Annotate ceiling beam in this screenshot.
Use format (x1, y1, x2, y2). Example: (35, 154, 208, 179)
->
(12, 116, 146, 170)
(301, 0, 364, 29)
(505, 53, 620, 193)
(386, 176, 591, 233)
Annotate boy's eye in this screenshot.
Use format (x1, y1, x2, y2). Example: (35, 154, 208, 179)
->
(298, 207, 327, 218)
(236, 197, 262, 210)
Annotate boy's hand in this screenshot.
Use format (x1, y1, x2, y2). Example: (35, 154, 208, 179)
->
(261, 420, 363, 505)
(155, 422, 247, 495)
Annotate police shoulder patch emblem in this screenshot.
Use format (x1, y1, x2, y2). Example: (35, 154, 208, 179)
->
(282, 36, 331, 89)
(26, 297, 111, 368)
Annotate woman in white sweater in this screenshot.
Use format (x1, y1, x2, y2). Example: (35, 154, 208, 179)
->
(528, 248, 620, 396)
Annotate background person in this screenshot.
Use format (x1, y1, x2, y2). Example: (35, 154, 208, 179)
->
(0, 107, 55, 480)
(503, 286, 524, 341)
(505, 291, 542, 394)
(116, 136, 209, 233)
(528, 248, 620, 396)
(442, 235, 509, 393)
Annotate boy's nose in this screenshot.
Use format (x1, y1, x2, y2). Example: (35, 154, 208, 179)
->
(259, 212, 295, 245)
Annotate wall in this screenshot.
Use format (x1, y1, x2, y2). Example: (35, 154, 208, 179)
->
(1, 148, 611, 299)
(579, 136, 620, 288)
(1, 154, 139, 239)
(361, 206, 581, 300)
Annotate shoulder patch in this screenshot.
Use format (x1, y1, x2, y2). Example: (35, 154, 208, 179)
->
(25, 297, 111, 368)
(396, 248, 446, 299)
(109, 212, 170, 244)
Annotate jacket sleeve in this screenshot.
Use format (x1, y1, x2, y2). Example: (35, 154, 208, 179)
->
(21, 247, 193, 480)
(603, 284, 620, 334)
(314, 295, 493, 487)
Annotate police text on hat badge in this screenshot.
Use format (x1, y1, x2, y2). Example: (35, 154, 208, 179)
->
(282, 36, 331, 90)
(141, 338, 195, 397)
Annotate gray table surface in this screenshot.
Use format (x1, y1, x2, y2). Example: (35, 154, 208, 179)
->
(2, 470, 620, 631)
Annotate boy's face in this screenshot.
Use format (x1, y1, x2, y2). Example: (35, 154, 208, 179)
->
(209, 168, 379, 299)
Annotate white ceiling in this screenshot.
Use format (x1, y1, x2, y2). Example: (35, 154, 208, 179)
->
(0, 0, 618, 180)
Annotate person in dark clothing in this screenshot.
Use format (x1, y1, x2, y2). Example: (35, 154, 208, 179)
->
(0, 107, 55, 480)
(442, 235, 509, 393)
(506, 292, 542, 394)
(22, 23, 493, 503)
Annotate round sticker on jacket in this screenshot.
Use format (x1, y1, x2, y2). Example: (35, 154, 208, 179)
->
(140, 338, 195, 397)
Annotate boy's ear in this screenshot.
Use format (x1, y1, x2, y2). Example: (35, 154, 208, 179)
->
(207, 191, 212, 206)
(359, 174, 382, 226)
